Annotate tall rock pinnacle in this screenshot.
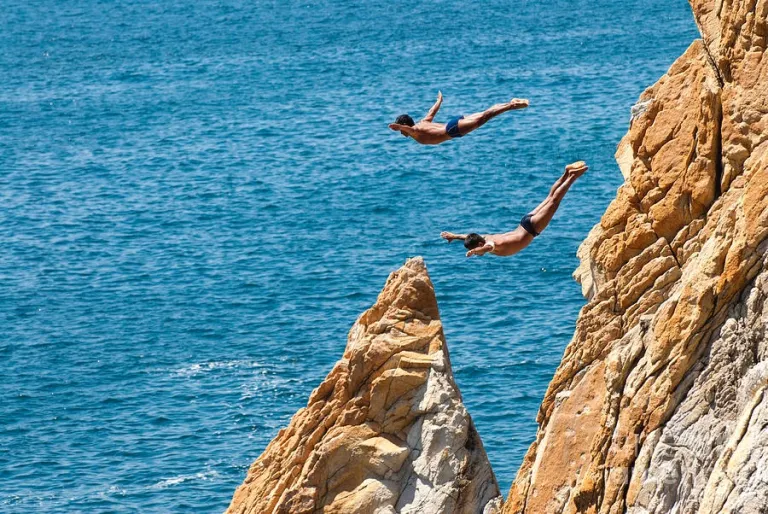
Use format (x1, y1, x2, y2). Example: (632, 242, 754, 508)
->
(227, 258, 502, 514)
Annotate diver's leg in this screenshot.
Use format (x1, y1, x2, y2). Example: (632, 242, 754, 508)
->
(529, 170, 569, 216)
(529, 164, 586, 233)
(457, 98, 529, 135)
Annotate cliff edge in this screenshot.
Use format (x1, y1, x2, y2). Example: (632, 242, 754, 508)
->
(226, 258, 502, 514)
(505, 1, 768, 513)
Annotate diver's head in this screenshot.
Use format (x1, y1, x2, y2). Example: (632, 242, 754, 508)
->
(463, 233, 486, 251)
(395, 114, 415, 137)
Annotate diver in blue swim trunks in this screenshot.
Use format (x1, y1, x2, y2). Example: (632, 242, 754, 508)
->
(440, 161, 588, 257)
(388, 91, 529, 145)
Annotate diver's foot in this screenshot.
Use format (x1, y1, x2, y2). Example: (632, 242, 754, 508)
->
(566, 161, 588, 178)
(509, 98, 529, 109)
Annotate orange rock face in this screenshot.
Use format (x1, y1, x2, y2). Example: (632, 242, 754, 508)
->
(226, 258, 502, 514)
(505, 1, 768, 513)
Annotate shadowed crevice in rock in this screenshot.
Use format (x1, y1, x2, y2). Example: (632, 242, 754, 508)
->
(714, 88, 723, 200)
(699, 33, 725, 87)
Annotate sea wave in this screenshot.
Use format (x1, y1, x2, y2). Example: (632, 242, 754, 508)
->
(151, 470, 220, 490)
(172, 360, 262, 378)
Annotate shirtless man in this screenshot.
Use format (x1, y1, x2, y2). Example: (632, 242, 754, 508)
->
(441, 161, 588, 257)
(389, 91, 529, 145)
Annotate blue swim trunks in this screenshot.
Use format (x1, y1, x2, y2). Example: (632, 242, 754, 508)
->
(520, 213, 540, 237)
(446, 116, 464, 138)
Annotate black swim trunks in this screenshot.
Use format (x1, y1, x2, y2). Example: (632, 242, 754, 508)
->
(446, 116, 464, 138)
(520, 213, 540, 237)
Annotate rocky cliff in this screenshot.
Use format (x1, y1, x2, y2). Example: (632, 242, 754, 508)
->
(505, 1, 768, 513)
(226, 258, 502, 514)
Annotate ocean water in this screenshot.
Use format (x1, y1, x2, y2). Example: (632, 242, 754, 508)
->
(1, 0, 699, 511)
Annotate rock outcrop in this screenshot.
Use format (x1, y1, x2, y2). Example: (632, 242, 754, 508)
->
(227, 258, 502, 514)
(505, 1, 768, 513)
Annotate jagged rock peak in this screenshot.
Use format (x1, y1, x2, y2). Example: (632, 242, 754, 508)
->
(227, 257, 502, 514)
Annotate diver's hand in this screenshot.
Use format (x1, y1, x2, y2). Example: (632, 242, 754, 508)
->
(441, 231, 458, 242)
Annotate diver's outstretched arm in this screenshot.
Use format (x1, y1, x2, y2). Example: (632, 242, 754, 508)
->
(422, 91, 443, 122)
(466, 243, 494, 257)
(389, 123, 417, 136)
(441, 231, 468, 242)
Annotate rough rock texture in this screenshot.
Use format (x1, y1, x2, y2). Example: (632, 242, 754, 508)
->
(227, 258, 502, 514)
(505, 1, 768, 513)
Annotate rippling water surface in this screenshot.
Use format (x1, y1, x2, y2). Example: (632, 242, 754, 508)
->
(2, 0, 699, 511)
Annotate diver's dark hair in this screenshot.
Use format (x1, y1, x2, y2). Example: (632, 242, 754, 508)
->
(463, 233, 486, 250)
(395, 114, 415, 127)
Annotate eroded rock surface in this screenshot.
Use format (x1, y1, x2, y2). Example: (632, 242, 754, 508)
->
(505, 1, 768, 513)
(227, 258, 502, 514)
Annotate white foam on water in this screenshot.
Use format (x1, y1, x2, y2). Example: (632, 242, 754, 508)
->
(151, 470, 220, 490)
(172, 360, 261, 378)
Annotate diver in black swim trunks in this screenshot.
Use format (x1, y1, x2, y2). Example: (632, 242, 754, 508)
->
(440, 161, 588, 257)
(388, 91, 529, 145)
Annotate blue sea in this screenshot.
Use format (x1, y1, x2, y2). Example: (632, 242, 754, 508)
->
(1, 1, 699, 511)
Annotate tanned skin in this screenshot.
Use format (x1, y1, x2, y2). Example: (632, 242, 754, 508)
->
(440, 161, 588, 257)
(389, 91, 529, 145)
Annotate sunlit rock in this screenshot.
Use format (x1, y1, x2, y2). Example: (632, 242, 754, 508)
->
(227, 258, 502, 514)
